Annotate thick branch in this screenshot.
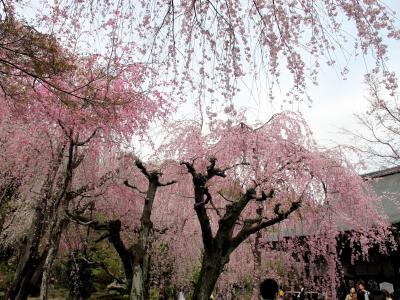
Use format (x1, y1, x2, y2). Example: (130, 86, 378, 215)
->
(181, 161, 196, 176)
(135, 159, 152, 179)
(66, 210, 133, 283)
(231, 201, 301, 249)
(194, 186, 212, 208)
(207, 157, 227, 179)
(124, 180, 146, 194)
(215, 189, 255, 242)
(182, 160, 214, 251)
(135, 159, 175, 187)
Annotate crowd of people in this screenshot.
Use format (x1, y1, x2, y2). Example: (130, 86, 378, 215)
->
(259, 279, 398, 300)
(344, 280, 396, 300)
(259, 279, 319, 300)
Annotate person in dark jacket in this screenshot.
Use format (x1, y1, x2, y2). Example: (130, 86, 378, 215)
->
(357, 280, 370, 300)
(369, 290, 386, 300)
(260, 278, 279, 300)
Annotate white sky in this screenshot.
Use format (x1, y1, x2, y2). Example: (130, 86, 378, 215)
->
(246, 0, 400, 149)
(302, 39, 400, 148)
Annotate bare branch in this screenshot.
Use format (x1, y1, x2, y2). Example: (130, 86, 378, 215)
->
(217, 191, 234, 203)
(209, 199, 222, 218)
(124, 180, 146, 194)
(231, 201, 301, 248)
(75, 128, 98, 146)
(95, 232, 110, 243)
(65, 210, 105, 229)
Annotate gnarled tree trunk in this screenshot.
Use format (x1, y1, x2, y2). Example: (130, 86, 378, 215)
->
(193, 252, 228, 300)
(7, 228, 49, 299)
(7, 198, 47, 300)
(129, 172, 159, 300)
(7, 143, 66, 300)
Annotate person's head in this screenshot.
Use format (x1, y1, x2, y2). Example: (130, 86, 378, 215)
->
(260, 278, 279, 299)
(369, 290, 386, 300)
(350, 287, 356, 296)
(357, 280, 366, 291)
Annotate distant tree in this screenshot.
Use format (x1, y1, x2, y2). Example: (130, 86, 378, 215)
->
(349, 75, 400, 168)
(67, 157, 177, 299)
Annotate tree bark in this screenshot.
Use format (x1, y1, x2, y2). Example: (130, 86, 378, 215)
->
(130, 264, 145, 300)
(40, 215, 69, 300)
(0, 178, 20, 235)
(193, 252, 227, 300)
(7, 143, 65, 300)
(7, 199, 47, 300)
(251, 207, 263, 300)
(40, 141, 75, 300)
(182, 159, 299, 300)
(129, 180, 158, 300)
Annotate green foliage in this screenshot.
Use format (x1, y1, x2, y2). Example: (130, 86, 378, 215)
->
(0, 246, 16, 292)
(0, 259, 15, 292)
(150, 289, 159, 300)
(243, 274, 253, 293)
(91, 268, 103, 277)
(149, 286, 176, 300)
(190, 265, 201, 285)
(90, 244, 124, 284)
(52, 260, 70, 289)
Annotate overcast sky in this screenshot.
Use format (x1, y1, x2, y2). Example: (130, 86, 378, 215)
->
(252, 0, 400, 149)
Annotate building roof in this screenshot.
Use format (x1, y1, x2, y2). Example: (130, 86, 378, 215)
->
(364, 167, 400, 224)
(362, 166, 400, 179)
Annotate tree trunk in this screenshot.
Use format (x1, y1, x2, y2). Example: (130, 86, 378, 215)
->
(7, 253, 40, 300)
(142, 253, 150, 300)
(7, 143, 65, 300)
(129, 251, 150, 300)
(251, 207, 263, 300)
(6, 247, 48, 300)
(7, 203, 46, 300)
(251, 232, 262, 300)
(40, 215, 69, 300)
(130, 263, 145, 300)
(129, 177, 158, 300)
(193, 252, 227, 300)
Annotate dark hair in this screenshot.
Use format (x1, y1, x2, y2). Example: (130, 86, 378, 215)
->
(356, 280, 365, 287)
(260, 278, 279, 299)
(369, 290, 386, 300)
